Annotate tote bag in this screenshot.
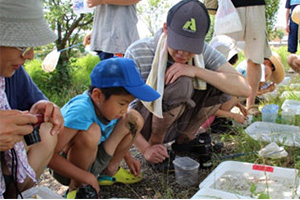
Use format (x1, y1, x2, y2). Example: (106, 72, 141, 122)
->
(214, 0, 242, 35)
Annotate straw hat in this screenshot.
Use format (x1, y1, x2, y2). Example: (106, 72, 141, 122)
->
(0, 0, 57, 47)
(292, 5, 300, 24)
(269, 52, 285, 84)
(209, 35, 240, 61)
(291, 5, 300, 38)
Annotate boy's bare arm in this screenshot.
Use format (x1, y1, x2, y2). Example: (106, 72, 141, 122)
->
(48, 128, 97, 185)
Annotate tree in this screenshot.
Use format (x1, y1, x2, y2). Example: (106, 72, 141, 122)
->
(42, 0, 93, 92)
(265, 0, 281, 40)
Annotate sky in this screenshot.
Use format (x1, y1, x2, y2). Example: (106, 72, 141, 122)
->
(276, 0, 286, 28)
(137, 0, 288, 38)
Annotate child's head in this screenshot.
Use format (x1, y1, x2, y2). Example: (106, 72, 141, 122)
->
(263, 51, 285, 84)
(90, 57, 160, 101)
(89, 57, 160, 120)
(209, 35, 239, 65)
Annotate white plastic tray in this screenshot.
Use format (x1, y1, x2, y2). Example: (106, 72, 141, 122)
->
(19, 186, 63, 199)
(245, 121, 300, 147)
(193, 161, 300, 199)
(290, 83, 300, 90)
(281, 99, 300, 115)
(278, 77, 291, 86)
(280, 91, 300, 99)
(191, 187, 249, 199)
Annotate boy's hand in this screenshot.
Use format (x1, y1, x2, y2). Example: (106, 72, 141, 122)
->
(30, 100, 64, 135)
(124, 153, 141, 176)
(84, 172, 100, 194)
(143, 144, 169, 164)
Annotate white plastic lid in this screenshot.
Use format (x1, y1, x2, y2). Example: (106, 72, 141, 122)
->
(173, 156, 199, 170)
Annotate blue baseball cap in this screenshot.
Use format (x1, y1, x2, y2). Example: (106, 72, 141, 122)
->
(90, 57, 160, 102)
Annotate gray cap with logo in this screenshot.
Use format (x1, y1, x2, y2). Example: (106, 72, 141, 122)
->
(166, 0, 210, 54)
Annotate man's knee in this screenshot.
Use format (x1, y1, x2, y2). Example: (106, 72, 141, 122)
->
(163, 77, 195, 111)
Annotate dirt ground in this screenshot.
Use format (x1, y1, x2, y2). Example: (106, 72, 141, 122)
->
(36, 138, 229, 199)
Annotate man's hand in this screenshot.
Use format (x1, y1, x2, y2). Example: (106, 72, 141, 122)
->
(87, 0, 102, 8)
(165, 63, 196, 85)
(30, 100, 64, 135)
(83, 32, 91, 45)
(143, 144, 169, 164)
(0, 110, 38, 150)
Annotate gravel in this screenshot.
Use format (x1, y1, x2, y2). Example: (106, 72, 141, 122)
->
(36, 135, 229, 199)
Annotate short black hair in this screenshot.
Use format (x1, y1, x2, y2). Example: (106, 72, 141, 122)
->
(88, 86, 131, 100)
(264, 58, 275, 71)
(229, 54, 238, 65)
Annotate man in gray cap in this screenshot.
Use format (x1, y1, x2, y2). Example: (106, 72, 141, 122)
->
(0, 0, 64, 198)
(125, 0, 250, 170)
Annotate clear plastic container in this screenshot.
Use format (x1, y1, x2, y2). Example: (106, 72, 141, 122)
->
(281, 99, 300, 115)
(281, 109, 296, 125)
(245, 121, 300, 147)
(173, 156, 199, 187)
(261, 104, 279, 123)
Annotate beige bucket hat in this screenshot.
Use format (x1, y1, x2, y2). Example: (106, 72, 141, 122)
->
(0, 0, 57, 47)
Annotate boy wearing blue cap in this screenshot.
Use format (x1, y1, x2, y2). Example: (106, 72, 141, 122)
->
(48, 57, 160, 198)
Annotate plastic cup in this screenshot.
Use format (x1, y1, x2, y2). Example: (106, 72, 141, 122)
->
(261, 104, 279, 123)
(173, 156, 199, 187)
(281, 110, 295, 125)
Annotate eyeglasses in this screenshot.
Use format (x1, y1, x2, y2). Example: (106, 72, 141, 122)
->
(16, 47, 33, 57)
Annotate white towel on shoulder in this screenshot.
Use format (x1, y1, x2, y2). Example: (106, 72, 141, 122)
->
(142, 33, 206, 118)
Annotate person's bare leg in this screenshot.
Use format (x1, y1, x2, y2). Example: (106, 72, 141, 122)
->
(102, 109, 143, 175)
(176, 105, 220, 144)
(288, 54, 300, 74)
(18, 122, 56, 192)
(67, 123, 101, 191)
(246, 60, 261, 108)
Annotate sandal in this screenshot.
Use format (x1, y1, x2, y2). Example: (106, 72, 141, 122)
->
(247, 105, 261, 116)
(66, 190, 77, 199)
(98, 167, 142, 186)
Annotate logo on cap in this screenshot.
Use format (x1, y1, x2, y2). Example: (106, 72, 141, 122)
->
(182, 18, 196, 33)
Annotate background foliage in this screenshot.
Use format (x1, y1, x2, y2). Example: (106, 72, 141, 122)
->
(26, 0, 283, 107)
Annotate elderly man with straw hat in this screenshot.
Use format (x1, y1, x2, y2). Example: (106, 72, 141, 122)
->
(288, 5, 300, 74)
(0, 0, 64, 198)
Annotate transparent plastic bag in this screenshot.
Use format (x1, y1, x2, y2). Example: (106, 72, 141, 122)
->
(214, 0, 242, 35)
(72, 0, 94, 15)
(258, 142, 288, 158)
